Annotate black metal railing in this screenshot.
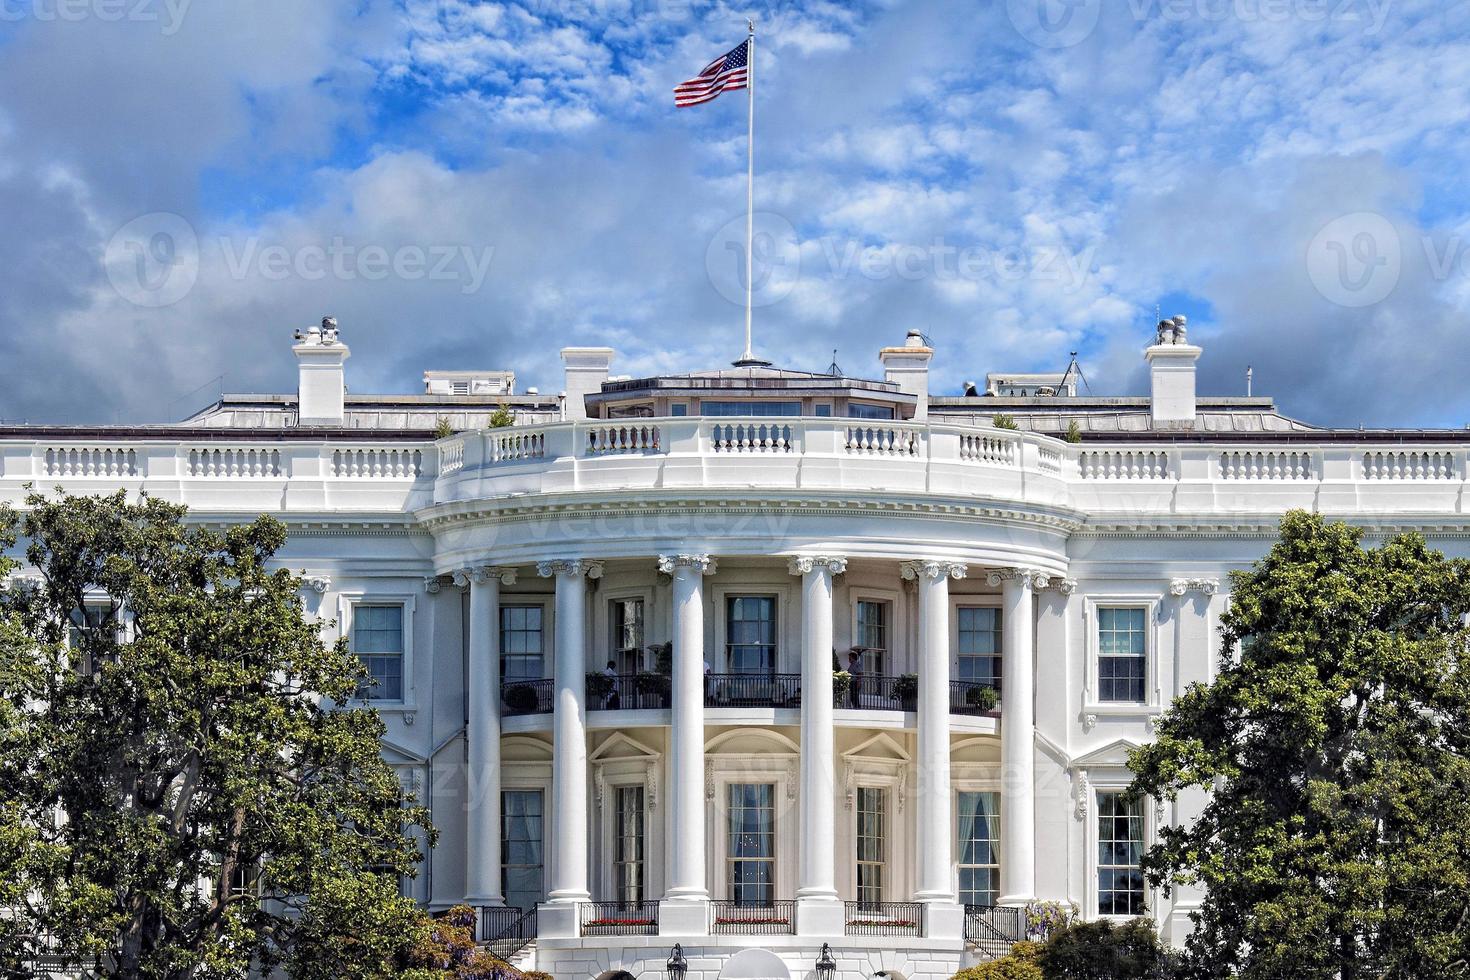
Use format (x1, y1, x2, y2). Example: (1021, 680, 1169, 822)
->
(951, 679, 1002, 716)
(579, 900, 660, 936)
(844, 900, 922, 936)
(501, 679, 554, 716)
(483, 906, 537, 960)
(835, 674, 916, 711)
(587, 674, 671, 711)
(704, 673, 802, 708)
(710, 900, 797, 934)
(964, 904, 1025, 958)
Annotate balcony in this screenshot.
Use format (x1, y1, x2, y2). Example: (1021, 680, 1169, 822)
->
(709, 900, 797, 935)
(843, 901, 922, 937)
(503, 675, 1000, 716)
(579, 901, 659, 937)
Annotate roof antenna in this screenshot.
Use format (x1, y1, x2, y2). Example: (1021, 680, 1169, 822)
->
(827, 349, 844, 377)
(1060, 350, 1092, 395)
(1246, 365, 1253, 397)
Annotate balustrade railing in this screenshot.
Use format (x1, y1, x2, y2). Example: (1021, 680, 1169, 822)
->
(332, 448, 422, 478)
(951, 680, 1001, 716)
(188, 447, 282, 477)
(1363, 450, 1458, 480)
(1218, 449, 1313, 480)
(1078, 449, 1169, 480)
(587, 673, 670, 710)
(836, 674, 916, 711)
(844, 423, 920, 457)
(710, 900, 797, 935)
(586, 424, 660, 455)
(501, 679, 554, 716)
(45, 446, 138, 477)
(964, 904, 1025, 958)
(579, 900, 659, 936)
(704, 673, 802, 708)
(482, 906, 537, 958)
(844, 901, 922, 937)
(710, 421, 797, 453)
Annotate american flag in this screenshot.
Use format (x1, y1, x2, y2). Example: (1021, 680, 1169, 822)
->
(674, 39, 750, 107)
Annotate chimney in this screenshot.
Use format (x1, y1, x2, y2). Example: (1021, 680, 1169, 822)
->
(560, 347, 615, 421)
(879, 330, 934, 420)
(293, 316, 350, 426)
(1145, 315, 1200, 428)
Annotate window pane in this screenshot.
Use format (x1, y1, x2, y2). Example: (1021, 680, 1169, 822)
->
(957, 791, 1001, 907)
(502, 790, 545, 912)
(1098, 607, 1147, 703)
(727, 783, 775, 905)
(501, 605, 545, 681)
(957, 607, 1003, 690)
(847, 403, 895, 420)
(727, 597, 776, 674)
(1097, 792, 1146, 916)
(614, 786, 645, 905)
(700, 400, 802, 417)
(354, 604, 403, 700)
(856, 787, 885, 904)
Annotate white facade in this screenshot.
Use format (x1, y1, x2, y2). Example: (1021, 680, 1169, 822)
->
(4, 322, 1467, 980)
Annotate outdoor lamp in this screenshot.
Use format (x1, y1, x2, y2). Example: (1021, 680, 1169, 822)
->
(815, 943, 837, 980)
(666, 944, 688, 980)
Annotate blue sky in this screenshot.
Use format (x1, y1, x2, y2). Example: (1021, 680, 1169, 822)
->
(1, 0, 1468, 426)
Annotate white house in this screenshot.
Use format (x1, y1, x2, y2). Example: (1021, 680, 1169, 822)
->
(2, 316, 1456, 980)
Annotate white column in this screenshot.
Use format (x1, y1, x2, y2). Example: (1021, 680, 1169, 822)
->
(658, 554, 716, 935)
(990, 567, 1041, 906)
(458, 566, 517, 906)
(538, 558, 602, 907)
(789, 555, 846, 935)
(902, 559, 967, 905)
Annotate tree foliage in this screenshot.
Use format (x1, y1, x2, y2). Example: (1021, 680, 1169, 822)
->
(0, 491, 433, 979)
(1129, 511, 1470, 979)
(1036, 919, 1173, 979)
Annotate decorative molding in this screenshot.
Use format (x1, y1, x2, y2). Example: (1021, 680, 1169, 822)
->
(423, 575, 441, 594)
(786, 555, 847, 577)
(985, 567, 1050, 590)
(899, 559, 968, 582)
(3, 572, 43, 594)
(656, 554, 718, 576)
(402, 711, 415, 726)
(896, 768, 907, 812)
(536, 559, 603, 580)
(1083, 712, 1098, 732)
(302, 575, 331, 594)
(594, 767, 606, 807)
(646, 767, 658, 811)
(1073, 770, 1091, 820)
(785, 759, 798, 801)
(1043, 577, 1078, 595)
(704, 760, 715, 802)
(1169, 577, 1220, 597)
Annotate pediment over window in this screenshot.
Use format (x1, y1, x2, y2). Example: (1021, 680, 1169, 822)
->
(951, 735, 1002, 765)
(590, 731, 661, 763)
(841, 732, 910, 765)
(380, 738, 425, 766)
(502, 734, 554, 763)
(1070, 737, 1143, 769)
(705, 728, 800, 756)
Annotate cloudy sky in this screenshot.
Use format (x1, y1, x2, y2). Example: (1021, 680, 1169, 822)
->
(1, 0, 1468, 426)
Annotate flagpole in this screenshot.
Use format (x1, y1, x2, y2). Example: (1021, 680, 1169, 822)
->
(740, 17, 757, 364)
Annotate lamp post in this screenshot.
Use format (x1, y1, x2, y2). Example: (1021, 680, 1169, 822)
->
(666, 944, 688, 980)
(815, 943, 837, 980)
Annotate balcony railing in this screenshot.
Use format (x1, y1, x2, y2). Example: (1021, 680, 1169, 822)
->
(579, 900, 659, 936)
(710, 900, 797, 935)
(951, 680, 1001, 716)
(501, 679, 554, 716)
(964, 904, 1026, 958)
(481, 906, 537, 959)
(844, 900, 922, 937)
(705, 673, 802, 708)
(587, 673, 671, 711)
(835, 674, 916, 711)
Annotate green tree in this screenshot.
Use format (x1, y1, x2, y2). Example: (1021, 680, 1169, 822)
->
(1036, 919, 1173, 979)
(0, 491, 433, 980)
(488, 406, 514, 428)
(1129, 511, 1470, 979)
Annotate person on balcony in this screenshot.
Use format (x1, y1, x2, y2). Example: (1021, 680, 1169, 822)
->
(603, 660, 620, 710)
(847, 649, 864, 708)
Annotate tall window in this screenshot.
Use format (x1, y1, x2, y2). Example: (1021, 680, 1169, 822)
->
(353, 604, 403, 701)
(958, 791, 1001, 907)
(1097, 607, 1147, 703)
(1097, 791, 1145, 916)
(727, 597, 776, 675)
(611, 599, 644, 674)
(855, 600, 889, 676)
(727, 783, 775, 905)
(502, 790, 544, 912)
(613, 786, 645, 905)
(856, 787, 886, 905)
(500, 605, 545, 681)
(957, 607, 1002, 691)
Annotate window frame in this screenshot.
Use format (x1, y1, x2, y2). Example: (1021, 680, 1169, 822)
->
(725, 781, 778, 905)
(854, 785, 887, 905)
(1084, 776, 1154, 921)
(611, 784, 646, 906)
(501, 786, 548, 913)
(850, 591, 900, 677)
(1082, 595, 1162, 718)
(601, 587, 651, 676)
(499, 599, 552, 683)
(339, 593, 417, 709)
(955, 788, 1003, 909)
(720, 593, 781, 676)
(950, 598, 1004, 692)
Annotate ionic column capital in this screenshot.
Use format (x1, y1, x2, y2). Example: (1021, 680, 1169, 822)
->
(1169, 577, 1219, 597)
(984, 567, 1050, 590)
(657, 554, 718, 576)
(452, 565, 519, 588)
(536, 559, 604, 580)
(900, 559, 968, 582)
(1044, 577, 1078, 595)
(786, 555, 847, 577)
